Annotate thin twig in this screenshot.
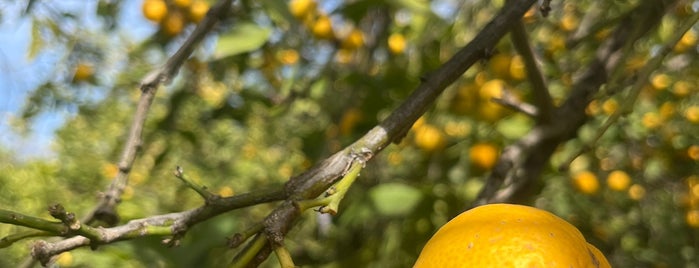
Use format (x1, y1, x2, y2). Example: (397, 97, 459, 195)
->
(83, 0, 235, 226)
(509, 20, 552, 123)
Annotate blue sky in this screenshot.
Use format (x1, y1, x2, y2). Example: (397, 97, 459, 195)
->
(0, 0, 152, 160)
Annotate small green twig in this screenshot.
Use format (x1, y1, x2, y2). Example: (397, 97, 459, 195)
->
(229, 233, 267, 268)
(227, 223, 263, 249)
(0, 230, 52, 248)
(274, 243, 296, 268)
(319, 161, 363, 215)
(174, 166, 216, 201)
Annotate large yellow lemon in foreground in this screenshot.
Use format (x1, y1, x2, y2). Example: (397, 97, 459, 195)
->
(414, 204, 610, 268)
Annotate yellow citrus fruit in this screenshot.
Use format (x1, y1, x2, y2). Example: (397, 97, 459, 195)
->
(674, 30, 697, 53)
(478, 101, 506, 122)
(289, 0, 316, 19)
(572, 171, 600, 195)
(509, 55, 526, 80)
(142, 0, 168, 22)
(173, 0, 192, 8)
(469, 143, 499, 170)
(312, 14, 334, 40)
(641, 112, 661, 129)
(672, 81, 692, 97)
(684, 106, 699, 123)
(162, 11, 185, 36)
(601, 99, 618, 115)
(414, 204, 610, 268)
(278, 49, 300, 65)
(687, 210, 699, 228)
(339, 108, 363, 136)
(688, 145, 699, 161)
(342, 28, 364, 50)
(560, 13, 579, 32)
(413, 124, 446, 152)
(73, 62, 94, 82)
(488, 54, 511, 79)
(56, 252, 73, 266)
(606, 170, 631, 192)
(628, 184, 646, 201)
(388, 33, 406, 54)
(479, 79, 505, 100)
(218, 186, 235, 197)
(650, 73, 671, 90)
(188, 0, 209, 23)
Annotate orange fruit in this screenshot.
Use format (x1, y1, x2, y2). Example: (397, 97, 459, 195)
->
(414, 204, 610, 268)
(73, 62, 94, 82)
(162, 11, 185, 36)
(188, 0, 209, 23)
(311, 14, 334, 40)
(687, 210, 699, 228)
(628, 184, 646, 201)
(606, 170, 631, 192)
(684, 106, 699, 123)
(173, 0, 192, 8)
(572, 171, 600, 195)
(289, 0, 316, 19)
(342, 28, 364, 50)
(388, 33, 406, 54)
(413, 124, 446, 152)
(142, 0, 168, 22)
(469, 143, 499, 170)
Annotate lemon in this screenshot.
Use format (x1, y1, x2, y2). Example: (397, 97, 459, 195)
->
(415, 204, 610, 268)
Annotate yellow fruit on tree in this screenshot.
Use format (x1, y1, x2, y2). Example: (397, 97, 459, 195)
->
(684, 106, 699, 123)
(289, 0, 316, 19)
(573, 171, 600, 195)
(479, 79, 505, 100)
(312, 14, 334, 40)
(73, 62, 94, 82)
(509, 55, 526, 80)
(674, 30, 697, 53)
(488, 54, 511, 79)
(469, 143, 499, 170)
(162, 11, 185, 36)
(142, 0, 168, 22)
(413, 124, 445, 152)
(687, 210, 699, 228)
(627, 184, 646, 201)
(606, 170, 631, 192)
(388, 33, 406, 54)
(342, 28, 364, 50)
(173, 0, 192, 8)
(650, 73, 671, 90)
(188, 0, 209, 23)
(559, 13, 579, 32)
(688, 145, 699, 161)
(414, 204, 610, 268)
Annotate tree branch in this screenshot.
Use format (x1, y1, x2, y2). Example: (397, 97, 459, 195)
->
(83, 0, 235, 226)
(509, 20, 552, 123)
(474, 0, 679, 205)
(244, 0, 539, 265)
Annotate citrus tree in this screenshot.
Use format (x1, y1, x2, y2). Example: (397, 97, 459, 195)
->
(1, 0, 698, 267)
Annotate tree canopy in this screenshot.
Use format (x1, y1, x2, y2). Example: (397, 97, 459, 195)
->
(1, 0, 698, 267)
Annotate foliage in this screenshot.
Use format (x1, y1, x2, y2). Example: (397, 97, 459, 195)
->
(1, 0, 698, 267)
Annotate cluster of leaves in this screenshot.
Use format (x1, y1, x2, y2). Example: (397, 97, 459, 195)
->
(1, 0, 698, 267)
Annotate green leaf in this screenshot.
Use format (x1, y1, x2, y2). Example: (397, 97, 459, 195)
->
(27, 19, 44, 60)
(214, 23, 271, 59)
(369, 183, 422, 217)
